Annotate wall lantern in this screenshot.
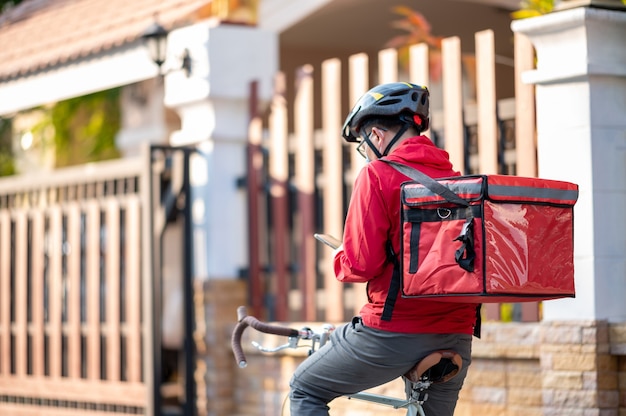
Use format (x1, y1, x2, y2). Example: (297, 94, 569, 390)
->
(141, 21, 169, 72)
(141, 21, 193, 77)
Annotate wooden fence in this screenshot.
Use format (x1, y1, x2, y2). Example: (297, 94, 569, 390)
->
(0, 144, 207, 415)
(246, 30, 540, 324)
(0, 154, 153, 415)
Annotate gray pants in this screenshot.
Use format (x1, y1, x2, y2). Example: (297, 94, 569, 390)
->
(289, 318, 472, 416)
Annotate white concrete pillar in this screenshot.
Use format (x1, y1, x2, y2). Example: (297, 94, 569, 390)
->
(512, 7, 626, 322)
(116, 79, 170, 157)
(164, 19, 278, 281)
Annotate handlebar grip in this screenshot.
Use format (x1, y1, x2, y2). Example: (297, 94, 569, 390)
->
(245, 317, 300, 338)
(231, 306, 300, 368)
(231, 320, 249, 368)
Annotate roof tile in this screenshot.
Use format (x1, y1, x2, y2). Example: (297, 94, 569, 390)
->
(0, 0, 212, 80)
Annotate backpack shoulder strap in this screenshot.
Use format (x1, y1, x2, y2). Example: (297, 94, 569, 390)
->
(380, 159, 469, 207)
(381, 241, 400, 321)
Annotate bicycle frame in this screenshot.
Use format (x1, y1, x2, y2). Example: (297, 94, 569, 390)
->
(349, 391, 425, 416)
(231, 306, 433, 416)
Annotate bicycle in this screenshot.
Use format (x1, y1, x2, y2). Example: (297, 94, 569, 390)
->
(231, 306, 463, 416)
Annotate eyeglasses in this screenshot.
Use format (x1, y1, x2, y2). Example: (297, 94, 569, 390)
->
(356, 140, 368, 159)
(355, 128, 387, 159)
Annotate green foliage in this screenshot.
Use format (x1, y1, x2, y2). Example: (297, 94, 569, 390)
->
(511, 0, 626, 20)
(511, 0, 555, 19)
(0, 0, 24, 13)
(0, 117, 15, 177)
(50, 88, 121, 168)
(0, 87, 120, 175)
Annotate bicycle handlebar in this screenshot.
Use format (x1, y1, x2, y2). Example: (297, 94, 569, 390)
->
(231, 306, 300, 368)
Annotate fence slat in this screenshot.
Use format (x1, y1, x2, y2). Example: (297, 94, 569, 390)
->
(514, 32, 537, 177)
(348, 53, 369, 108)
(409, 43, 429, 86)
(48, 207, 63, 378)
(140, 143, 156, 416)
(14, 212, 28, 376)
(294, 64, 317, 321)
(30, 210, 45, 376)
(66, 204, 82, 378)
(378, 48, 398, 84)
(86, 202, 101, 380)
(476, 29, 499, 174)
(269, 72, 290, 321)
(247, 80, 266, 319)
(409, 43, 431, 137)
(442, 36, 465, 173)
(321, 58, 344, 322)
(0, 212, 10, 376)
(106, 200, 121, 381)
(125, 197, 142, 383)
(347, 53, 369, 316)
(348, 53, 368, 179)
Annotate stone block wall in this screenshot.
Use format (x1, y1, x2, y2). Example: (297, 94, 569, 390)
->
(540, 321, 617, 416)
(194, 278, 247, 416)
(614, 324, 626, 416)
(456, 322, 543, 416)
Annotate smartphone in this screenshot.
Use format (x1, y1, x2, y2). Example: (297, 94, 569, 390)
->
(314, 233, 342, 250)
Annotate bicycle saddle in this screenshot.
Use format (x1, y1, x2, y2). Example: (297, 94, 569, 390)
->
(404, 350, 462, 384)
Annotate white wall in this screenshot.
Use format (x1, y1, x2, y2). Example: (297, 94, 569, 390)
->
(163, 19, 278, 280)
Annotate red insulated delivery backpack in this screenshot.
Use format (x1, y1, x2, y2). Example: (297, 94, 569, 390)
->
(380, 159, 578, 321)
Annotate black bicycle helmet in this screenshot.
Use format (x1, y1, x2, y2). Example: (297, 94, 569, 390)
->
(342, 82, 430, 143)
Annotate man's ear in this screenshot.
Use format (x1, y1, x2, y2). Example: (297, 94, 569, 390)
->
(371, 127, 384, 144)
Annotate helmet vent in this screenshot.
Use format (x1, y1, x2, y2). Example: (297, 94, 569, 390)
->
(389, 90, 407, 97)
(380, 98, 402, 106)
(411, 92, 419, 101)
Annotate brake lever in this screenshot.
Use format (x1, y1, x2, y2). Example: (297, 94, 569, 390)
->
(249, 325, 335, 354)
(251, 336, 300, 353)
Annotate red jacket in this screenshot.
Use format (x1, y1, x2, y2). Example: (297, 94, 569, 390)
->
(333, 136, 477, 334)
